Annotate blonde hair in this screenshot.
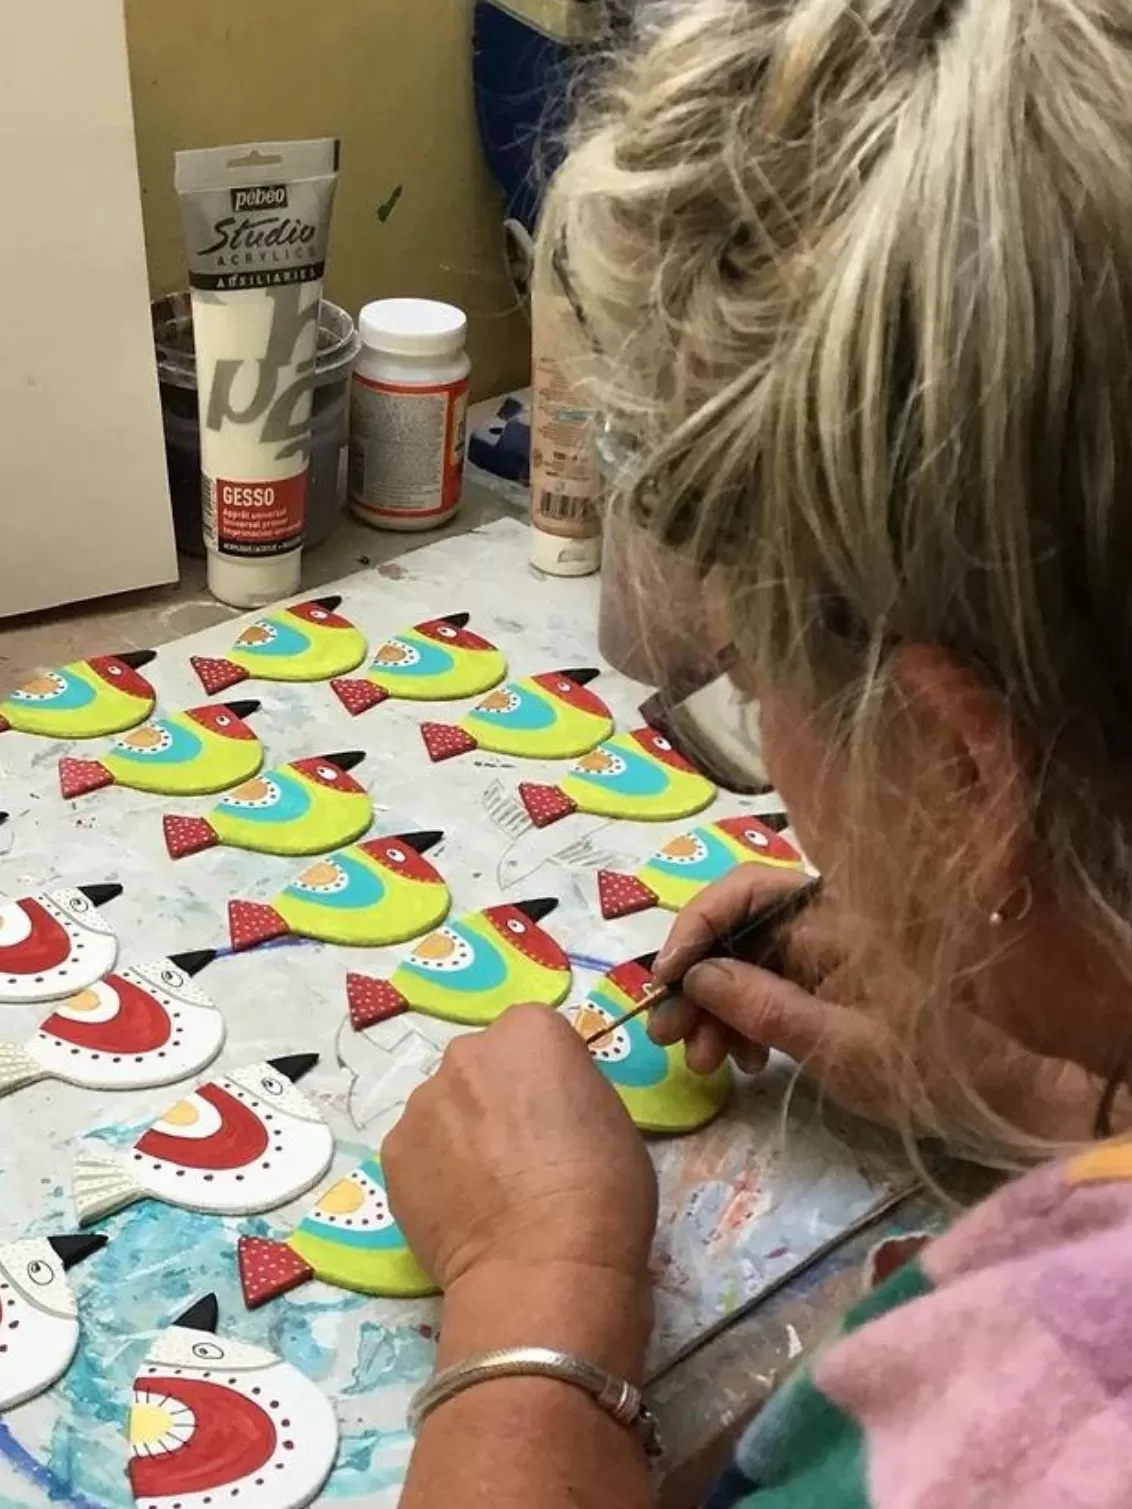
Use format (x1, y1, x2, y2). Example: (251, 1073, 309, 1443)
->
(543, 0, 1132, 1165)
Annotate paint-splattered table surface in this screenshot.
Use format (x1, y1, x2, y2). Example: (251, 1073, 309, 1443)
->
(0, 509, 911, 1507)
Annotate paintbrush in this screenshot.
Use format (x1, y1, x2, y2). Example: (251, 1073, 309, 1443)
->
(584, 878, 824, 1047)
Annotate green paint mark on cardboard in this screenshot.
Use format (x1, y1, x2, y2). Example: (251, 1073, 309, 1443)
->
(377, 184, 404, 224)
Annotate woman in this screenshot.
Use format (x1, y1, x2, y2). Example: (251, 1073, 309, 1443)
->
(385, 2, 1132, 1503)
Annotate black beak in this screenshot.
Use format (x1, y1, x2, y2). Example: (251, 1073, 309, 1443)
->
(223, 700, 261, 720)
(78, 883, 123, 908)
(312, 594, 343, 612)
(116, 649, 157, 670)
(394, 830, 444, 856)
(441, 612, 470, 629)
(174, 1294, 219, 1333)
(557, 667, 600, 687)
(48, 1233, 108, 1271)
(324, 751, 366, 774)
(167, 949, 216, 978)
(516, 897, 560, 925)
(633, 951, 660, 975)
(269, 1052, 319, 1084)
(760, 810, 790, 833)
(0, 813, 8, 826)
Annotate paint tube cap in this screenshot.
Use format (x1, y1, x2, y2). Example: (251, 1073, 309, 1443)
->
(359, 299, 467, 360)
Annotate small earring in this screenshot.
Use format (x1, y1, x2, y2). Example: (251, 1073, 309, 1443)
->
(989, 877, 1033, 928)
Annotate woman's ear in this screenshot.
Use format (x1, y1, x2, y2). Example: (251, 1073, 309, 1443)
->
(892, 644, 1032, 909)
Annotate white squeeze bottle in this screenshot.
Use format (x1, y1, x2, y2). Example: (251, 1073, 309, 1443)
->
(174, 139, 340, 607)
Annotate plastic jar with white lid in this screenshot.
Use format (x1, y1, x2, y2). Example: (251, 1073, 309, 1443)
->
(349, 299, 471, 532)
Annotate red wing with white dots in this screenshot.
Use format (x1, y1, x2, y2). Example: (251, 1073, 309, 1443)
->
(128, 1295, 338, 1509)
(72, 1057, 333, 1224)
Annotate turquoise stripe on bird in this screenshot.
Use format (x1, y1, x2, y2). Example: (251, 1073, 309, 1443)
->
(570, 743, 671, 798)
(587, 985, 669, 1088)
(236, 618, 313, 659)
(300, 1210, 403, 1251)
(110, 719, 203, 766)
(402, 919, 508, 993)
(647, 825, 740, 883)
(10, 669, 95, 710)
(283, 850, 387, 911)
(217, 770, 312, 825)
(298, 1160, 403, 1250)
(370, 635, 458, 680)
(467, 685, 556, 731)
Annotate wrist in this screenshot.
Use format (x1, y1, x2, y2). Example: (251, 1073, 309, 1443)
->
(437, 1258, 653, 1385)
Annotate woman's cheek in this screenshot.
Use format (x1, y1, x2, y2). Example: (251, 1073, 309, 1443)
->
(758, 693, 846, 876)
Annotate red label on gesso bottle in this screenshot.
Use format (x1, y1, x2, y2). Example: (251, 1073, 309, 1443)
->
(204, 471, 308, 557)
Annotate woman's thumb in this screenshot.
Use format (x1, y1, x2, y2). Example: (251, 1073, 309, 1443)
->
(681, 957, 860, 1072)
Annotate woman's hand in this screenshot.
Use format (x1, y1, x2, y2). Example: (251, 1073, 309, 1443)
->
(650, 866, 1116, 1143)
(384, 1004, 658, 1295)
(394, 1008, 656, 1508)
(385, 1006, 658, 1380)
(649, 865, 900, 1102)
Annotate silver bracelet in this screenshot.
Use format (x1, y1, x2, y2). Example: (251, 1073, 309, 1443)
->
(409, 1346, 664, 1462)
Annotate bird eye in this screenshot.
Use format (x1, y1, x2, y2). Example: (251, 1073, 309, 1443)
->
(108, 665, 122, 677)
(557, 681, 572, 692)
(216, 714, 231, 727)
(260, 1075, 284, 1097)
(747, 829, 769, 847)
(387, 847, 406, 864)
(316, 765, 337, 781)
(192, 1341, 224, 1362)
(68, 893, 90, 914)
(311, 609, 327, 621)
(26, 1260, 53, 1286)
(161, 967, 184, 988)
(437, 626, 456, 639)
(654, 737, 672, 751)
(507, 918, 526, 935)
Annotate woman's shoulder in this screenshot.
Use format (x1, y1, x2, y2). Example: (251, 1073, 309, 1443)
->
(713, 1148, 1132, 1509)
(924, 1138, 1132, 1285)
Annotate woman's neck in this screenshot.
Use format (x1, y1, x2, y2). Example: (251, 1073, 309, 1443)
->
(982, 892, 1132, 1086)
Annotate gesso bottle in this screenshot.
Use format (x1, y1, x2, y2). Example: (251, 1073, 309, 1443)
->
(349, 300, 471, 531)
(174, 138, 340, 607)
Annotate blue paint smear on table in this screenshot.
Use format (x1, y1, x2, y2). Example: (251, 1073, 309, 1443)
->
(568, 951, 617, 976)
(0, 1422, 103, 1509)
(3, 1147, 436, 1506)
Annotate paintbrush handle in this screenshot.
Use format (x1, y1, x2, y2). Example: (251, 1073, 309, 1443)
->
(582, 878, 822, 1050)
(583, 985, 671, 1047)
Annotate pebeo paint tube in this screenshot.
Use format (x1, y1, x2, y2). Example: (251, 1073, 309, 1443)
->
(175, 139, 340, 608)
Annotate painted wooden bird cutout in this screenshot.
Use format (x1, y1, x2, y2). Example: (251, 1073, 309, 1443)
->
(347, 897, 571, 1031)
(163, 752, 372, 860)
(332, 612, 506, 713)
(190, 596, 367, 693)
(0, 651, 157, 739)
(420, 667, 613, 762)
(597, 814, 803, 918)
(520, 727, 717, 827)
(59, 701, 263, 800)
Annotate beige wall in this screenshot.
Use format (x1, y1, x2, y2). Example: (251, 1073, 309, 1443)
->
(124, 0, 529, 399)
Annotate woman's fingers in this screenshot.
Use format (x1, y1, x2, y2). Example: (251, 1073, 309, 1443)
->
(652, 865, 810, 985)
(651, 998, 772, 1075)
(647, 994, 700, 1046)
(385, 1005, 657, 1291)
(680, 956, 869, 1075)
(684, 1017, 731, 1075)
(730, 1034, 771, 1075)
